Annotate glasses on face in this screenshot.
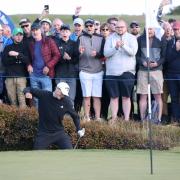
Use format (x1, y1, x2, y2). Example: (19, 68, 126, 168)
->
(85, 24, 93, 28)
(173, 28, 180, 31)
(101, 28, 109, 31)
(116, 26, 125, 29)
(110, 23, 116, 26)
(21, 24, 29, 28)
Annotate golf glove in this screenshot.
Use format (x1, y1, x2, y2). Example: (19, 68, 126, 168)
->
(78, 128, 85, 137)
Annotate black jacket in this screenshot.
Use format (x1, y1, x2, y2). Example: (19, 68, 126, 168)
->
(24, 88, 81, 133)
(2, 41, 30, 77)
(55, 38, 79, 78)
(165, 37, 180, 74)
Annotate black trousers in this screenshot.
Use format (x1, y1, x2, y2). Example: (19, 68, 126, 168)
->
(34, 130, 73, 150)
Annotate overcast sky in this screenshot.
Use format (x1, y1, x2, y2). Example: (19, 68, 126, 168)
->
(0, 0, 179, 15)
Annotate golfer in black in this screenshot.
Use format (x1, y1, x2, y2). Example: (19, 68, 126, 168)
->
(24, 82, 85, 150)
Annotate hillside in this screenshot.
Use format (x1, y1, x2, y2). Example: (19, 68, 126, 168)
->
(10, 14, 180, 28)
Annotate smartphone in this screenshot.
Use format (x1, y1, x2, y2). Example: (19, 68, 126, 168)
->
(44, 5, 49, 11)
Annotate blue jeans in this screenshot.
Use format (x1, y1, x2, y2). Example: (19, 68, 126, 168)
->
(30, 73, 52, 107)
(166, 73, 180, 120)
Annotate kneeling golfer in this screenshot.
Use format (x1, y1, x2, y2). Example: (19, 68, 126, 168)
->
(24, 82, 85, 150)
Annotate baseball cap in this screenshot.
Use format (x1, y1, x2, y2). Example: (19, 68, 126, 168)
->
(85, 18, 95, 25)
(41, 18, 52, 26)
(12, 27, 23, 36)
(73, 18, 84, 26)
(130, 21, 140, 28)
(57, 82, 70, 96)
(60, 24, 71, 31)
(31, 23, 41, 30)
(95, 20, 100, 26)
(173, 21, 180, 29)
(19, 18, 31, 25)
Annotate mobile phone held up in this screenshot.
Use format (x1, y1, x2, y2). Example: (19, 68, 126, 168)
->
(44, 5, 49, 11)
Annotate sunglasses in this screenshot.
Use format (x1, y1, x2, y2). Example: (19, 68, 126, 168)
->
(85, 24, 93, 28)
(21, 24, 29, 28)
(101, 28, 109, 31)
(131, 26, 139, 28)
(173, 28, 180, 31)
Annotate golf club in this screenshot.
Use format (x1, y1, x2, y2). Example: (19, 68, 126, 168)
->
(74, 128, 85, 149)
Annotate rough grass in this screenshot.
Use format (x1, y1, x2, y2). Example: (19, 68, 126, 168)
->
(0, 148, 179, 180)
(0, 104, 180, 150)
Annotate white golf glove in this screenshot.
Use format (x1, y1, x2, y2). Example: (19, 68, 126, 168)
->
(78, 128, 85, 137)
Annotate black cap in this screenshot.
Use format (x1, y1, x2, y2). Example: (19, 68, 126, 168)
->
(60, 24, 71, 31)
(31, 23, 41, 30)
(130, 21, 140, 28)
(85, 18, 95, 25)
(19, 18, 31, 25)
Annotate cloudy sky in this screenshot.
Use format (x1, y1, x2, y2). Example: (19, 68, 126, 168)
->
(0, 0, 179, 15)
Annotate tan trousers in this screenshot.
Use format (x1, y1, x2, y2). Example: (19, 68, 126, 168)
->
(5, 78, 27, 108)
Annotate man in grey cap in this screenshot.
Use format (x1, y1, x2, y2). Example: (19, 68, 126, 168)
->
(78, 18, 105, 121)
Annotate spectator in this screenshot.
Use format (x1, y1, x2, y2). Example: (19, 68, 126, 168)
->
(129, 21, 141, 38)
(52, 18, 63, 39)
(70, 18, 84, 42)
(100, 23, 110, 119)
(54, 24, 79, 102)
(100, 23, 110, 38)
(78, 18, 105, 121)
(161, 21, 174, 123)
(2, 28, 30, 107)
(94, 20, 101, 34)
(0, 25, 5, 103)
(2, 24, 12, 39)
(136, 27, 166, 123)
(1, 24, 13, 46)
(40, 18, 52, 36)
(70, 18, 84, 114)
(104, 20, 138, 124)
(106, 17, 118, 34)
(19, 18, 32, 39)
(165, 21, 180, 124)
(24, 82, 85, 150)
(28, 23, 60, 106)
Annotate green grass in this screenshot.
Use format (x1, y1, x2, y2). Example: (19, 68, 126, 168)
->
(10, 14, 180, 28)
(0, 148, 180, 180)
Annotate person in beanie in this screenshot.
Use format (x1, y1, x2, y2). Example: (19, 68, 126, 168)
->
(24, 82, 85, 150)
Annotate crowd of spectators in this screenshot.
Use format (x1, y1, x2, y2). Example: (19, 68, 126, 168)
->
(0, 3, 180, 126)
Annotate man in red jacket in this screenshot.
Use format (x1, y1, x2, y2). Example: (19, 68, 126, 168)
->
(28, 23, 60, 107)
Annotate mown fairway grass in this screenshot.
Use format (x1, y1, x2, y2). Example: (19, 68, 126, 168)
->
(0, 148, 179, 180)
